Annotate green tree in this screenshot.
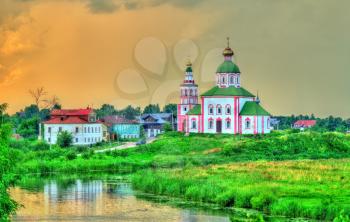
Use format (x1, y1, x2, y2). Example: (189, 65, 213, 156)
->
(56, 131, 73, 148)
(143, 104, 160, 114)
(0, 124, 18, 220)
(163, 122, 172, 132)
(0, 103, 8, 125)
(163, 104, 177, 115)
(96, 104, 117, 118)
(17, 117, 40, 139)
(119, 105, 141, 120)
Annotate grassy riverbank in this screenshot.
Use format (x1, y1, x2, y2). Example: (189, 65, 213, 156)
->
(9, 130, 350, 220)
(132, 159, 350, 220)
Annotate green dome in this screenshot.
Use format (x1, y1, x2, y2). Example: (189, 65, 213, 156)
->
(216, 60, 240, 73)
(186, 66, 192, 72)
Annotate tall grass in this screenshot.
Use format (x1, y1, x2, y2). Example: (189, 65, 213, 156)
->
(132, 159, 350, 220)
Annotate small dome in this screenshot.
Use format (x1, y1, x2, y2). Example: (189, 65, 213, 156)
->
(216, 60, 240, 73)
(185, 59, 192, 72)
(223, 47, 234, 56)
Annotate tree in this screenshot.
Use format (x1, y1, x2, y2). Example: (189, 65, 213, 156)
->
(17, 117, 40, 139)
(163, 122, 172, 132)
(43, 95, 60, 110)
(119, 105, 141, 120)
(96, 104, 117, 118)
(0, 124, 18, 220)
(29, 87, 47, 108)
(0, 103, 8, 124)
(56, 131, 73, 148)
(163, 104, 177, 115)
(143, 104, 160, 114)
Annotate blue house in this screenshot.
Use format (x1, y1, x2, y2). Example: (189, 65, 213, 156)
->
(102, 116, 141, 139)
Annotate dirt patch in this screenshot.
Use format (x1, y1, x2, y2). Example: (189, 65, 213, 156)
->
(203, 148, 222, 155)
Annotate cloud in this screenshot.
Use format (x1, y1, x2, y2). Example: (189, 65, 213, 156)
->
(85, 0, 202, 14)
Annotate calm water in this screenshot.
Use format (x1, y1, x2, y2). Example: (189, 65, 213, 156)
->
(10, 175, 234, 222)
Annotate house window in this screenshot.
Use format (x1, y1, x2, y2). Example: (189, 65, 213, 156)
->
(208, 105, 214, 115)
(226, 119, 231, 128)
(217, 105, 222, 115)
(48, 127, 51, 133)
(75, 127, 79, 133)
(267, 118, 270, 128)
(208, 119, 214, 129)
(48, 137, 51, 143)
(245, 119, 251, 129)
(184, 107, 187, 112)
(59, 127, 62, 132)
(226, 105, 231, 115)
(192, 120, 197, 129)
(75, 138, 78, 143)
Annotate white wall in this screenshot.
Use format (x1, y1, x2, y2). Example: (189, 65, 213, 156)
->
(43, 123, 104, 145)
(202, 97, 235, 134)
(241, 115, 271, 134)
(188, 115, 200, 133)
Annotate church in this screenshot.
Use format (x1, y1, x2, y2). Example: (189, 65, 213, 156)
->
(177, 40, 272, 134)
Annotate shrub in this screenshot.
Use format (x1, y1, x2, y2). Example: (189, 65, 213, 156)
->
(57, 131, 73, 148)
(65, 151, 76, 160)
(29, 140, 50, 151)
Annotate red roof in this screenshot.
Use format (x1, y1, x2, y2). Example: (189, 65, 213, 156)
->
(51, 108, 94, 116)
(294, 120, 316, 127)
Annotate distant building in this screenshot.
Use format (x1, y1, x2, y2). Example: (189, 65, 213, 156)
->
(293, 120, 316, 130)
(42, 108, 108, 145)
(102, 115, 141, 139)
(140, 113, 176, 137)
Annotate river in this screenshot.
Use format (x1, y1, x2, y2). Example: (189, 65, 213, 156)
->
(10, 174, 236, 222)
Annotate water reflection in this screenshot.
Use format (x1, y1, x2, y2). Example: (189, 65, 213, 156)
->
(11, 176, 231, 222)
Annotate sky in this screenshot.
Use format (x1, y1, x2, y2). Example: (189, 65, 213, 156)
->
(0, 0, 349, 117)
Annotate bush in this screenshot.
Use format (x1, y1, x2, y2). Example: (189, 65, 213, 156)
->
(57, 131, 73, 148)
(65, 151, 76, 160)
(29, 140, 50, 151)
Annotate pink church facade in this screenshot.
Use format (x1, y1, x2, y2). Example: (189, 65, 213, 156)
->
(177, 41, 272, 135)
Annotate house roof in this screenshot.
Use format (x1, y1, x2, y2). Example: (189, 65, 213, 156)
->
(294, 120, 316, 127)
(140, 113, 173, 124)
(102, 115, 139, 125)
(51, 108, 94, 116)
(43, 116, 102, 124)
(201, 86, 254, 97)
(239, 101, 270, 116)
(187, 104, 202, 115)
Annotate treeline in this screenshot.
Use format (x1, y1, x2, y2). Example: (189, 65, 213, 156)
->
(274, 114, 350, 132)
(0, 100, 177, 140)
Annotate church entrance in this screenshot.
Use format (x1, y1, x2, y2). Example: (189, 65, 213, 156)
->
(216, 119, 222, 133)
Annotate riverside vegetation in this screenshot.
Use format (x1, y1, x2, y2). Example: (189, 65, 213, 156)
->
(2, 129, 350, 221)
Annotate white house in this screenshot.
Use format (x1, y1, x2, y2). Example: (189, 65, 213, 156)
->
(178, 39, 272, 135)
(42, 108, 107, 145)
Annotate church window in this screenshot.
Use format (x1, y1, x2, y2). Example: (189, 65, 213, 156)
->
(230, 75, 234, 84)
(221, 76, 226, 84)
(208, 105, 214, 115)
(267, 118, 270, 128)
(245, 119, 251, 129)
(217, 105, 222, 115)
(226, 119, 231, 128)
(208, 119, 214, 129)
(192, 120, 197, 129)
(189, 89, 193, 96)
(185, 89, 188, 96)
(226, 105, 231, 114)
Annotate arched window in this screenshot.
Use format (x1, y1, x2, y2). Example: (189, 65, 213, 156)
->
(226, 105, 231, 115)
(230, 75, 234, 84)
(217, 105, 222, 115)
(208, 104, 214, 115)
(221, 76, 226, 84)
(226, 119, 231, 128)
(245, 118, 251, 129)
(208, 119, 214, 129)
(189, 89, 193, 96)
(192, 119, 197, 129)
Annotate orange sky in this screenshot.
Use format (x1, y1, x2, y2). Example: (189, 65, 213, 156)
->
(0, 0, 350, 117)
